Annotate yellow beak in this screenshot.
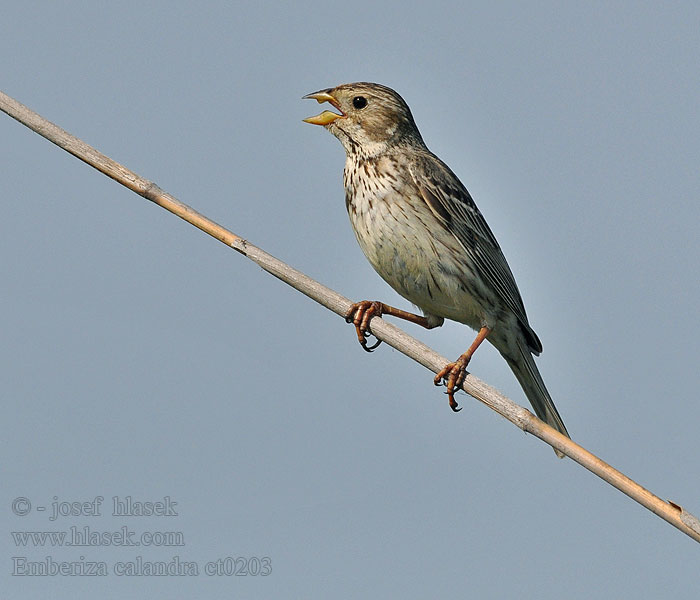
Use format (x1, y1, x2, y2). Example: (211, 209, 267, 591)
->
(303, 90, 345, 125)
(303, 110, 343, 126)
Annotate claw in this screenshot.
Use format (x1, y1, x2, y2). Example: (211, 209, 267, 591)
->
(345, 300, 384, 352)
(434, 356, 471, 413)
(361, 336, 382, 352)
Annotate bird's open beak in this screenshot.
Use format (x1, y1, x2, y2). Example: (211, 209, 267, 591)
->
(303, 90, 345, 125)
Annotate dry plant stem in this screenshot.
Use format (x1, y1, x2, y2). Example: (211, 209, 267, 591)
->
(2, 90, 699, 544)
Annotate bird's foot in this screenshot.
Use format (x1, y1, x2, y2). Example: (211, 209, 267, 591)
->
(345, 300, 384, 352)
(434, 355, 472, 412)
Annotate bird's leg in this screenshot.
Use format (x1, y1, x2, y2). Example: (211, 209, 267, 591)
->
(434, 326, 491, 412)
(345, 301, 440, 352)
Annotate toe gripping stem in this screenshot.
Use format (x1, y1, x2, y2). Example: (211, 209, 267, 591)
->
(345, 301, 384, 352)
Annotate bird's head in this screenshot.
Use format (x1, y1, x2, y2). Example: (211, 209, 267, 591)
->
(303, 82, 424, 157)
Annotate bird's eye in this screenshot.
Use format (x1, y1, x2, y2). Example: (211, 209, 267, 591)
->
(352, 96, 367, 109)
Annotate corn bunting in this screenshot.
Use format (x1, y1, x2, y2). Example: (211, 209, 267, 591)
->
(304, 82, 569, 454)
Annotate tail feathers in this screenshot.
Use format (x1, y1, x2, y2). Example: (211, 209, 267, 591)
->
(504, 343, 569, 458)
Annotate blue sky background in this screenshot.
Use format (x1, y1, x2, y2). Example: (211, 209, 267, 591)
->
(2, 2, 699, 598)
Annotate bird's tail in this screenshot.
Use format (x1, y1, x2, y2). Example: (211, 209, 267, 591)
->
(503, 342, 570, 458)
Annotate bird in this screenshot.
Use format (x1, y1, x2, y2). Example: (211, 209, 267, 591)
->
(303, 82, 569, 454)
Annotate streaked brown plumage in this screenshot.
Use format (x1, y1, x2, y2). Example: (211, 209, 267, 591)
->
(304, 82, 569, 455)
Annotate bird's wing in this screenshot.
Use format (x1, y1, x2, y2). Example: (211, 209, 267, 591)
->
(409, 154, 542, 353)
